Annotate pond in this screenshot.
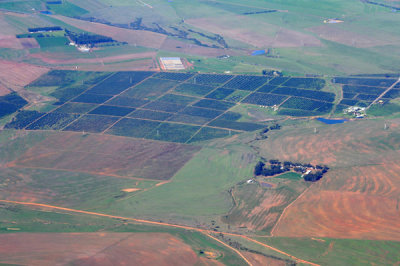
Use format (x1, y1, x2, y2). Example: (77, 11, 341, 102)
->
(316, 117, 348, 124)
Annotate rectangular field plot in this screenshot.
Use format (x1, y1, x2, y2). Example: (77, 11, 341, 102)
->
(174, 83, 216, 97)
(29, 70, 111, 87)
(343, 92, 357, 99)
(355, 94, 377, 101)
(256, 84, 279, 93)
(188, 127, 237, 143)
(26, 113, 79, 130)
(333, 77, 397, 87)
(224, 90, 251, 102)
(167, 113, 211, 125)
(64, 115, 119, 133)
(158, 93, 199, 105)
(283, 77, 326, 90)
(143, 100, 186, 113)
(11, 132, 200, 180)
(209, 118, 265, 131)
(180, 106, 222, 119)
(193, 99, 235, 110)
(106, 118, 160, 138)
(154, 72, 194, 81)
(271, 87, 335, 102)
(278, 108, 322, 117)
(87, 71, 154, 95)
(186, 74, 233, 85)
(106, 96, 149, 108)
(339, 99, 359, 106)
(53, 102, 97, 114)
(50, 86, 87, 103)
(5, 110, 45, 129)
(0, 93, 28, 118)
(121, 78, 178, 100)
(147, 123, 200, 143)
(382, 89, 400, 99)
(72, 93, 113, 104)
(268, 77, 290, 86)
(281, 97, 333, 112)
(88, 105, 135, 116)
(242, 92, 287, 106)
(223, 75, 268, 90)
(205, 88, 235, 100)
(343, 85, 385, 95)
(128, 109, 173, 121)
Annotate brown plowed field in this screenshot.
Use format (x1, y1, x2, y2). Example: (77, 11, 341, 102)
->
(0, 35, 23, 49)
(54, 15, 167, 49)
(272, 190, 400, 240)
(260, 119, 400, 240)
(0, 83, 10, 96)
(0, 232, 213, 266)
(0, 59, 49, 91)
(10, 132, 200, 180)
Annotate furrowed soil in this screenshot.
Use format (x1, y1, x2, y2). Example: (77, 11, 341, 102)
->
(257, 119, 400, 240)
(0, 59, 49, 91)
(9, 132, 200, 180)
(0, 232, 212, 266)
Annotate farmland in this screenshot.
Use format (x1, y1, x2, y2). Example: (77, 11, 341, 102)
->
(1, 1, 400, 265)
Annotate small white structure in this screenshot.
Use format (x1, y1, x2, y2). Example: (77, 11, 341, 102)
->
(160, 57, 185, 70)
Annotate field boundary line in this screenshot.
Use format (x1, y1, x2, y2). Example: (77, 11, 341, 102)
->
(270, 184, 312, 236)
(367, 77, 400, 109)
(0, 199, 319, 266)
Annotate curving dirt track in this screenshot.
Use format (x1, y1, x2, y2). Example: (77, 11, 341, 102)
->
(0, 232, 210, 266)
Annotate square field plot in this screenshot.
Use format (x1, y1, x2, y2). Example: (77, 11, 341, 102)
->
(26, 113, 79, 130)
(186, 74, 233, 85)
(167, 113, 211, 125)
(188, 127, 237, 143)
(154, 72, 194, 81)
(180, 106, 222, 119)
(128, 110, 173, 121)
(121, 78, 179, 100)
(72, 93, 113, 104)
(87, 71, 154, 95)
(147, 123, 200, 143)
(205, 88, 235, 100)
(242, 92, 287, 106)
(158, 94, 199, 105)
(224, 90, 251, 102)
(193, 99, 235, 111)
(53, 102, 97, 114)
(106, 118, 161, 138)
(88, 105, 135, 116)
(223, 75, 268, 90)
(144, 100, 186, 113)
(283, 77, 326, 90)
(282, 97, 333, 112)
(64, 115, 119, 133)
(106, 96, 149, 108)
(174, 83, 216, 97)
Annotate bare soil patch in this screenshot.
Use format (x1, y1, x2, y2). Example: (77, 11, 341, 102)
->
(0, 59, 49, 91)
(121, 188, 140, 192)
(54, 15, 167, 49)
(273, 190, 400, 241)
(10, 132, 200, 180)
(0, 35, 23, 49)
(186, 16, 321, 48)
(0, 232, 205, 266)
